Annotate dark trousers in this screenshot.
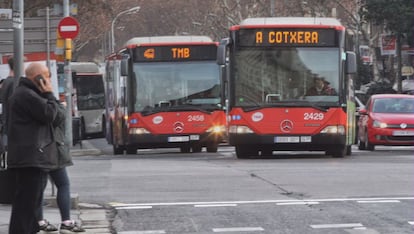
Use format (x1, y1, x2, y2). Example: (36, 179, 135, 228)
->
(9, 167, 47, 234)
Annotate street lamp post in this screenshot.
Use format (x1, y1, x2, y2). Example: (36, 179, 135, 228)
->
(111, 6, 140, 53)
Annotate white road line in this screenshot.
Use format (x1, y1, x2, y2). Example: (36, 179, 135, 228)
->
(357, 200, 400, 203)
(276, 201, 319, 205)
(195, 204, 238, 207)
(118, 231, 166, 234)
(116, 206, 153, 210)
(310, 223, 364, 229)
(408, 221, 414, 225)
(212, 227, 264, 232)
(109, 196, 414, 208)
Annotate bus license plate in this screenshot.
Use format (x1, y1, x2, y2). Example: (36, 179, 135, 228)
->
(275, 136, 300, 143)
(168, 136, 190, 142)
(392, 130, 414, 136)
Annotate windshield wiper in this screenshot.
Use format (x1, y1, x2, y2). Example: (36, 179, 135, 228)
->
(242, 101, 328, 112)
(140, 104, 213, 116)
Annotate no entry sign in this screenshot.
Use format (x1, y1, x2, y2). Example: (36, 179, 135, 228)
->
(58, 16, 79, 39)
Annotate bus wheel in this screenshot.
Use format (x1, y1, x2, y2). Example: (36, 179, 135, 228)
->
(101, 115, 106, 138)
(331, 146, 346, 158)
(112, 130, 123, 155)
(206, 143, 218, 153)
(180, 146, 191, 153)
(192, 145, 202, 153)
(235, 145, 257, 159)
(126, 147, 137, 154)
(80, 117, 86, 140)
(113, 144, 124, 155)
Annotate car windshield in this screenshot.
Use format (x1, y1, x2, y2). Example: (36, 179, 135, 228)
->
(373, 98, 414, 113)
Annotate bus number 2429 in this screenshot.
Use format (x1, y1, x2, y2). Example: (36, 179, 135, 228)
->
(304, 112, 324, 120)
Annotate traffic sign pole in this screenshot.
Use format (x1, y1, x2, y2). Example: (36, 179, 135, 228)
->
(59, 6, 80, 148)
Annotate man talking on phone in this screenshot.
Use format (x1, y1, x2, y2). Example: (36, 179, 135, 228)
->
(7, 62, 59, 234)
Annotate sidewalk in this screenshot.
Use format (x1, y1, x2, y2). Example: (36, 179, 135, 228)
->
(0, 140, 112, 233)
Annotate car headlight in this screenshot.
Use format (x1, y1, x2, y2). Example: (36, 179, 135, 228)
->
(228, 125, 254, 134)
(129, 127, 150, 134)
(373, 120, 387, 128)
(320, 125, 345, 134)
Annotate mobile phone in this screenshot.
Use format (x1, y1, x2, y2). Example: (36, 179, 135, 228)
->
(35, 75, 45, 85)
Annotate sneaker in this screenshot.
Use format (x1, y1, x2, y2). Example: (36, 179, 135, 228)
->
(59, 221, 85, 233)
(38, 220, 58, 232)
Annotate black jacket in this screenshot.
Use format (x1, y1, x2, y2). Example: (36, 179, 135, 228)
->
(53, 103, 73, 169)
(7, 78, 59, 170)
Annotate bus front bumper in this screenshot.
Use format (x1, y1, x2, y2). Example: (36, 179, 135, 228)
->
(228, 133, 346, 151)
(127, 132, 224, 149)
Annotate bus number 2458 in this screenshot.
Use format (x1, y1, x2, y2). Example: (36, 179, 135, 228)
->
(304, 112, 324, 120)
(188, 115, 205, 122)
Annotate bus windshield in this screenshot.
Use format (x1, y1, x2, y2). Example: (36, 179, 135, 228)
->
(75, 75, 105, 110)
(233, 47, 340, 107)
(132, 61, 221, 112)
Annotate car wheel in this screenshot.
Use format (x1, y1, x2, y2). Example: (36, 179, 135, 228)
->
(364, 131, 375, 151)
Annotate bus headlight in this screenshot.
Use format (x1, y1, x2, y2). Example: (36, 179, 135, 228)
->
(206, 125, 226, 134)
(129, 127, 150, 134)
(320, 125, 345, 134)
(229, 125, 254, 134)
(373, 120, 387, 128)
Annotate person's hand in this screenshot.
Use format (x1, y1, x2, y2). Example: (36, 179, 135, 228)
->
(38, 77, 53, 93)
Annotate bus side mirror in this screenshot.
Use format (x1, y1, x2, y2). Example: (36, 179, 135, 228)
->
(120, 58, 129, 76)
(217, 38, 230, 65)
(346, 51, 357, 74)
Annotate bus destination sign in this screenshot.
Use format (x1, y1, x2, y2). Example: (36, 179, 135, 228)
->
(133, 45, 217, 62)
(237, 28, 338, 47)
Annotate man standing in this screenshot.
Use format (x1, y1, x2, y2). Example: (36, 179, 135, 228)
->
(7, 62, 59, 234)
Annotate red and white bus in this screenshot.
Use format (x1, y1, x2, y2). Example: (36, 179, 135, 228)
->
(217, 17, 357, 158)
(105, 36, 226, 154)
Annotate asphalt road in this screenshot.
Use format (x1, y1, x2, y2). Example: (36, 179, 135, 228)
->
(68, 138, 414, 234)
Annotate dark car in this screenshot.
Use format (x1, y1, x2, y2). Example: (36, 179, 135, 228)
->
(357, 94, 414, 150)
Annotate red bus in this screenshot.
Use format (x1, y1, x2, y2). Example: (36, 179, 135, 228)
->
(217, 17, 357, 158)
(105, 36, 226, 154)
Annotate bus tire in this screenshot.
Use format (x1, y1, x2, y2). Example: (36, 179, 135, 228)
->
(80, 117, 86, 140)
(180, 146, 191, 153)
(192, 145, 202, 153)
(126, 147, 137, 154)
(331, 145, 346, 158)
(206, 143, 218, 153)
(235, 145, 257, 159)
(112, 126, 124, 155)
(101, 115, 106, 138)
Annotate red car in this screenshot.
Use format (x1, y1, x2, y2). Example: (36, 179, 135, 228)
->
(358, 94, 414, 150)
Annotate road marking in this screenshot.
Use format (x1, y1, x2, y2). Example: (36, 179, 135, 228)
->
(357, 200, 400, 203)
(310, 223, 364, 229)
(276, 201, 319, 205)
(195, 204, 237, 207)
(109, 196, 414, 208)
(212, 227, 264, 232)
(116, 206, 152, 210)
(118, 231, 166, 234)
(408, 221, 414, 225)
